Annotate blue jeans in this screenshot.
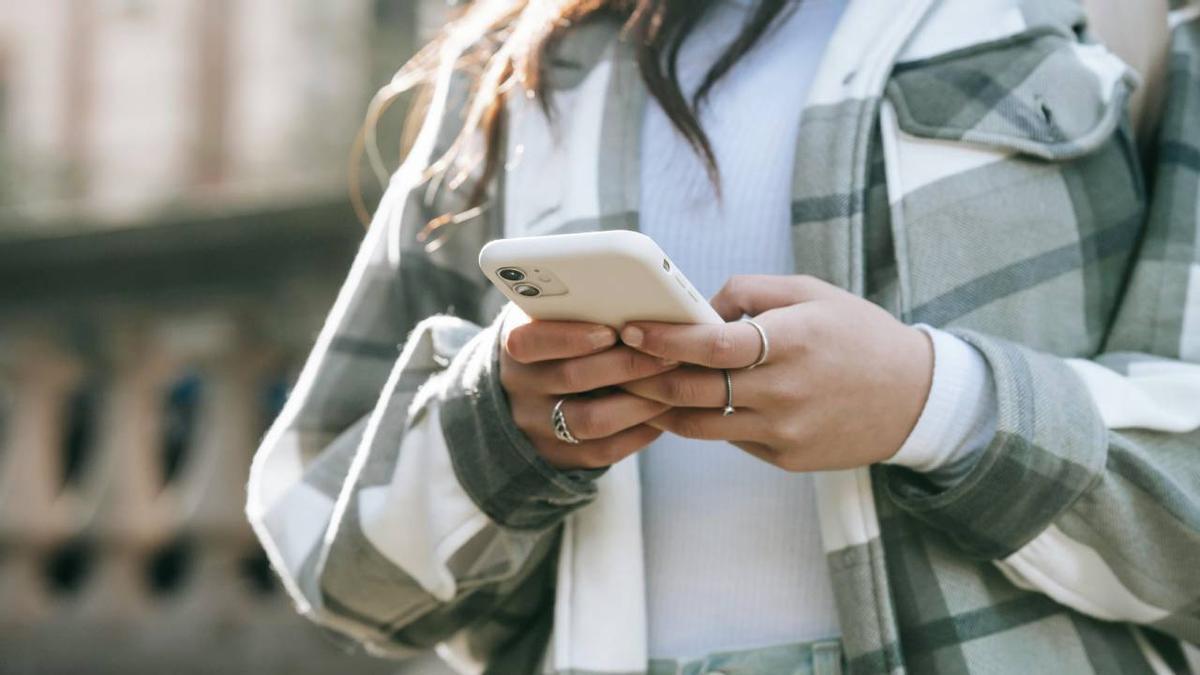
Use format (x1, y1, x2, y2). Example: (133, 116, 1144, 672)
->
(646, 639, 843, 675)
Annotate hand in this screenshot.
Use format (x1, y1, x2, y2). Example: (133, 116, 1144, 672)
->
(619, 275, 933, 472)
(499, 308, 677, 470)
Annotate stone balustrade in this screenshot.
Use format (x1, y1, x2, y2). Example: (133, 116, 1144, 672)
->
(0, 310, 450, 674)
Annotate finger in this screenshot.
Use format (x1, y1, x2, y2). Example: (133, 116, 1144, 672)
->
(621, 320, 761, 369)
(622, 366, 765, 408)
(645, 408, 770, 442)
(710, 275, 843, 321)
(540, 424, 663, 470)
(540, 343, 681, 391)
(505, 319, 617, 364)
(560, 392, 671, 441)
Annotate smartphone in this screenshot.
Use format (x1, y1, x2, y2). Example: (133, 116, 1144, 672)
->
(478, 230, 723, 328)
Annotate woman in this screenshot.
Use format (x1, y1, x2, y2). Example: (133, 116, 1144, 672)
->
(247, 0, 1200, 673)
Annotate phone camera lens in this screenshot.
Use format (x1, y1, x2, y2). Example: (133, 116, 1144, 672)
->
(513, 283, 541, 297)
(498, 267, 525, 282)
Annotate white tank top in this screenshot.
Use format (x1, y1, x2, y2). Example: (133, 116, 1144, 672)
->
(638, 0, 849, 659)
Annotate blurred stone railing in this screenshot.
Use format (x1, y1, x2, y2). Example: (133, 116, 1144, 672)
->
(0, 202, 451, 674)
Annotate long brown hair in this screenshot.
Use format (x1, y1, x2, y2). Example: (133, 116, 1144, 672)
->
(351, 0, 795, 233)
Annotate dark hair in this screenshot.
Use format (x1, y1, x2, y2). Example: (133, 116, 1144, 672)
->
(352, 0, 795, 233)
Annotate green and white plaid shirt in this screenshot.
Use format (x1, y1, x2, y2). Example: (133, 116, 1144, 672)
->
(247, 1, 1200, 672)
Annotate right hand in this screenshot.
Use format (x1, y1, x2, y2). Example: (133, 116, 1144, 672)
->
(499, 309, 678, 470)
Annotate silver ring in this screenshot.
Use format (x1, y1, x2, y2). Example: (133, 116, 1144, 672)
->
(551, 398, 581, 445)
(722, 369, 735, 416)
(741, 318, 769, 370)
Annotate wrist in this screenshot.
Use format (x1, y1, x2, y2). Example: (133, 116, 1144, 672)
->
(439, 307, 601, 530)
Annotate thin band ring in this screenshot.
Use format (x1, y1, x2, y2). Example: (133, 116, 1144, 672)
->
(551, 398, 581, 445)
(722, 369, 735, 416)
(741, 318, 770, 370)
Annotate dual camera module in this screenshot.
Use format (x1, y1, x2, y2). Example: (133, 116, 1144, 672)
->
(497, 268, 541, 297)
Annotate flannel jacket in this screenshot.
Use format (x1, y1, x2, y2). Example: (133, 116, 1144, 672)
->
(246, 0, 1200, 673)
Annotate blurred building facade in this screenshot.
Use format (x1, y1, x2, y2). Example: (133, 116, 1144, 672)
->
(0, 0, 453, 672)
(0, 0, 424, 226)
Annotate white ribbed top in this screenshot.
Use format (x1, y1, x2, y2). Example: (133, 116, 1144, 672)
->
(638, 0, 849, 659)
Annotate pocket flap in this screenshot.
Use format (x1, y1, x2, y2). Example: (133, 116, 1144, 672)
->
(885, 28, 1140, 161)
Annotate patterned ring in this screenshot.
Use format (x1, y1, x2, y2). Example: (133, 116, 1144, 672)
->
(741, 318, 770, 370)
(551, 398, 582, 445)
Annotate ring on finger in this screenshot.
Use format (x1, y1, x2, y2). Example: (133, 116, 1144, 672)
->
(722, 369, 735, 416)
(551, 398, 581, 445)
(741, 318, 769, 370)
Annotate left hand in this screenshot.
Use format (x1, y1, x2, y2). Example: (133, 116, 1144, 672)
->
(620, 275, 934, 472)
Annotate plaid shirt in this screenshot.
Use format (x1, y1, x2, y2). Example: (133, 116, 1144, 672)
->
(247, 1, 1200, 673)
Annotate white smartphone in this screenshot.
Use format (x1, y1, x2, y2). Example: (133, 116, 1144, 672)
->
(478, 230, 723, 327)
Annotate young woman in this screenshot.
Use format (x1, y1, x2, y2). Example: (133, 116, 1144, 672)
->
(247, 0, 1200, 673)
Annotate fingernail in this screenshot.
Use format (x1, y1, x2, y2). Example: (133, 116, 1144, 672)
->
(589, 328, 616, 349)
(622, 326, 643, 347)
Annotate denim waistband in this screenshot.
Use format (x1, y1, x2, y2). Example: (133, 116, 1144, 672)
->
(646, 638, 843, 675)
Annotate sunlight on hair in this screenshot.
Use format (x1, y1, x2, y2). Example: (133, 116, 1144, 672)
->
(352, 0, 559, 228)
(350, 0, 780, 240)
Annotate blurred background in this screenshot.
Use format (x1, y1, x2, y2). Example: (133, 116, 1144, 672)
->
(0, 0, 456, 672)
(4, 2, 1195, 675)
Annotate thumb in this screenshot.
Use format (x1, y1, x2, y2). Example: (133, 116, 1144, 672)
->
(710, 275, 843, 320)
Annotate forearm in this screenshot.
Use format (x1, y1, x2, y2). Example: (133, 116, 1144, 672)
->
(880, 330, 1200, 642)
(437, 305, 606, 531)
(250, 313, 599, 659)
(1000, 352, 1200, 637)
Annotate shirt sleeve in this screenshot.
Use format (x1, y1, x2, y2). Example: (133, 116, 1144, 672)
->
(883, 325, 997, 486)
(876, 16, 1200, 643)
(245, 60, 593, 663)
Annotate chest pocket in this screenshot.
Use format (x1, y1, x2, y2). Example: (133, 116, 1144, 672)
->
(880, 27, 1146, 357)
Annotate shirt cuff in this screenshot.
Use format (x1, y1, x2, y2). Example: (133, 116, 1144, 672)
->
(884, 325, 998, 485)
(437, 305, 603, 531)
